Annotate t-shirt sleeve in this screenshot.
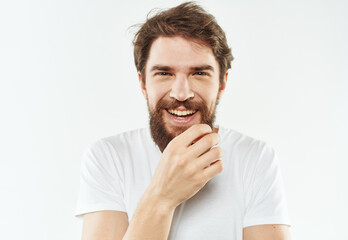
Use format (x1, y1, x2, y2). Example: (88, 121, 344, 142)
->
(243, 142, 291, 228)
(75, 139, 127, 218)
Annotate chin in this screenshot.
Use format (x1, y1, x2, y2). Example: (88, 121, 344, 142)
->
(165, 121, 200, 137)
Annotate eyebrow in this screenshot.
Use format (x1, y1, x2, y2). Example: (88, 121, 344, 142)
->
(150, 64, 215, 72)
(150, 65, 172, 72)
(191, 65, 214, 72)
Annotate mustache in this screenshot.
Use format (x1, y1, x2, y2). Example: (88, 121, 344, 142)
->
(155, 98, 205, 111)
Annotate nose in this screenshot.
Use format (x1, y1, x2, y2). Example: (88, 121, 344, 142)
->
(169, 74, 194, 101)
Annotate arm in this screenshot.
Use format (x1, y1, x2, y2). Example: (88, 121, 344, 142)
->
(243, 143, 291, 238)
(122, 184, 176, 240)
(81, 185, 176, 240)
(243, 224, 291, 240)
(82, 211, 129, 240)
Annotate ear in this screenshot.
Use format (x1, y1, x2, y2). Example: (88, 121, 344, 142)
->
(217, 71, 228, 100)
(138, 72, 147, 100)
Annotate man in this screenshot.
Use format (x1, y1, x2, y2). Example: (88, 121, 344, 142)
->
(75, 2, 291, 239)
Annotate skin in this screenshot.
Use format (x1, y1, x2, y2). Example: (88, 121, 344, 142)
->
(82, 211, 128, 240)
(82, 36, 291, 240)
(139, 36, 228, 137)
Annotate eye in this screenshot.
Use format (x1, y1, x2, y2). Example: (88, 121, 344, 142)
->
(156, 72, 171, 76)
(194, 72, 208, 76)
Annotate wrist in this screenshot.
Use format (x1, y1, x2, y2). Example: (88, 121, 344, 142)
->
(144, 183, 177, 212)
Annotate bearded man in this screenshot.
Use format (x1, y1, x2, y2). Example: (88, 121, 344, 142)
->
(75, 2, 291, 240)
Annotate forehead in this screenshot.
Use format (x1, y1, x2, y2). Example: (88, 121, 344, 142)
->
(146, 36, 218, 71)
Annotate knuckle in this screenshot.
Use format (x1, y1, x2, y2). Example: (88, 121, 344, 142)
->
(214, 147, 224, 158)
(175, 157, 185, 167)
(216, 161, 224, 172)
(208, 137, 215, 146)
(207, 134, 216, 146)
(164, 144, 174, 155)
(214, 133, 221, 143)
(173, 161, 183, 170)
(196, 124, 211, 134)
(184, 166, 195, 176)
(193, 173, 204, 184)
(167, 138, 182, 151)
(168, 137, 178, 146)
(204, 133, 219, 147)
(208, 133, 219, 146)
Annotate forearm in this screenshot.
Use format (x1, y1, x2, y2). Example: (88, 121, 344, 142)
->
(122, 185, 176, 240)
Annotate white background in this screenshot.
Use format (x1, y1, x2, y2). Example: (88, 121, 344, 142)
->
(0, 0, 347, 239)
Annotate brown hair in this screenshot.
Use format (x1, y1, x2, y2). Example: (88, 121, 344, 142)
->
(132, 1, 233, 84)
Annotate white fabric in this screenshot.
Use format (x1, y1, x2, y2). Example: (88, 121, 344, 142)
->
(75, 126, 291, 239)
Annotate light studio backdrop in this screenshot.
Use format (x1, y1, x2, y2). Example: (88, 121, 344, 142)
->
(0, 0, 347, 239)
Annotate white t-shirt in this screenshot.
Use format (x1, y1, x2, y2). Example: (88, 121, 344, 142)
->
(75, 126, 291, 239)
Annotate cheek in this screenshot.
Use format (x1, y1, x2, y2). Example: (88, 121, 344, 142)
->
(197, 85, 219, 104)
(146, 84, 169, 102)
(146, 95, 157, 110)
(146, 91, 162, 110)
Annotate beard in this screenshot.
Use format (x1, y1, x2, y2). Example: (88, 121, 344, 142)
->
(147, 96, 219, 152)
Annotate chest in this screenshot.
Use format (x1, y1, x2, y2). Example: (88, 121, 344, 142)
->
(124, 162, 245, 239)
(167, 174, 244, 240)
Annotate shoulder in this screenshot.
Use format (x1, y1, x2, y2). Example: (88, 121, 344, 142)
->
(101, 127, 151, 148)
(90, 127, 151, 150)
(80, 128, 153, 172)
(219, 125, 272, 154)
(83, 128, 152, 158)
(219, 125, 278, 174)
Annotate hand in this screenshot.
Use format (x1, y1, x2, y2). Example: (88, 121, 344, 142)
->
(148, 124, 224, 209)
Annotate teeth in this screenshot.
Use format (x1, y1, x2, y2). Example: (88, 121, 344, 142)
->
(168, 109, 196, 116)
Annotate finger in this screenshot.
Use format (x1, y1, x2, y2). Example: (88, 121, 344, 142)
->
(202, 160, 224, 181)
(191, 127, 219, 146)
(197, 147, 223, 169)
(188, 132, 220, 157)
(191, 126, 218, 145)
(212, 127, 219, 134)
(174, 124, 212, 147)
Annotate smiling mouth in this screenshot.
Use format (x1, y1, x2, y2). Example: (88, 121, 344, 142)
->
(166, 109, 198, 117)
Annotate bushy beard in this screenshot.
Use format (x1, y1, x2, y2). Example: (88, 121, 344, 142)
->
(148, 97, 219, 152)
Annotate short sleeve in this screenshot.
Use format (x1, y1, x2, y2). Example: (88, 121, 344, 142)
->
(75, 139, 126, 218)
(243, 143, 291, 228)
